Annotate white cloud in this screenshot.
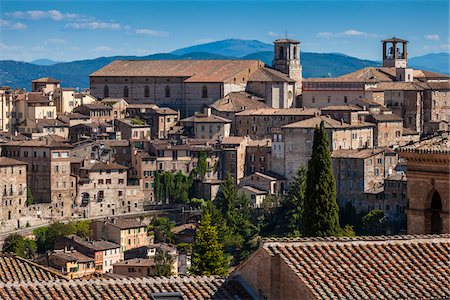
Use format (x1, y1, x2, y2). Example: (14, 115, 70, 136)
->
(65, 22, 121, 30)
(134, 28, 169, 37)
(424, 34, 440, 41)
(6, 10, 78, 21)
(267, 31, 280, 38)
(94, 46, 112, 52)
(318, 29, 382, 39)
(0, 19, 27, 30)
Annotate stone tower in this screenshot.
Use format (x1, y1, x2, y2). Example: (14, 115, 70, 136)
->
(382, 37, 413, 82)
(272, 38, 303, 96)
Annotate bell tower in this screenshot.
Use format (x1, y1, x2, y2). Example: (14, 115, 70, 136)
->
(382, 37, 413, 82)
(272, 38, 303, 96)
(382, 37, 408, 68)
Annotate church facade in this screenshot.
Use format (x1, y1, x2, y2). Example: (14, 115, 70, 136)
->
(89, 39, 303, 116)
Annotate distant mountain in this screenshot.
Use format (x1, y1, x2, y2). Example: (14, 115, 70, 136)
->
(0, 39, 448, 90)
(409, 53, 449, 75)
(30, 59, 64, 66)
(172, 39, 273, 57)
(241, 51, 378, 78)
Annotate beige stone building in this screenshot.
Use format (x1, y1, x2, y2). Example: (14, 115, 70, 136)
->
(125, 104, 179, 139)
(100, 98, 129, 119)
(0, 87, 14, 132)
(238, 185, 267, 208)
(179, 108, 231, 140)
(219, 136, 249, 184)
(74, 160, 143, 218)
(0, 157, 27, 231)
(73, 103, 113, 123)
(1, 139, 76, 220)
(399, 134, 449, 234)
(239, 172, 286, 195)
(331, 148, 398, 212)
(89, 39, 302, 116)
(91, 219, 149, 254)
(36, 249, 96, 279)
(277, 116, 374, 181)
(31, 77, 60, 94)
(210, 91, 268, 134)
(114, 118, 151, 141)
(245, 139, 272, 175)
(235, 108, 319, 140)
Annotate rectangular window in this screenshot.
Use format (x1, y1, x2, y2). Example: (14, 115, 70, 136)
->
(52, 152, 60, 159)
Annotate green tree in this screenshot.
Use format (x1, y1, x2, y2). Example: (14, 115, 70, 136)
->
(303, 121, 341, 237)
(340, 202, 363, 234)
(154, 249, 175, 276)
(191, 151, 209, 180)
(2, 233, 37, 259)
(191, 212, 228, 275)
(34, 221, 81, 253)
(362, 209, 385, 235)
(67, 220, 91, 238)
(150, 217, 175, 243)
(283, 167, 307, 236)
(215, 173, 239, 229)
(26, 188, 33, 206)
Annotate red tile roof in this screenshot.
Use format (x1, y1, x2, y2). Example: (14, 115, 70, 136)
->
(0, 254, 68, 283)
(260, 234, 450, 299)
(0, 276, 252, 299)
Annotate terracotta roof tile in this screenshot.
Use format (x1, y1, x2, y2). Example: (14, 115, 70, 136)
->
(236, 108, 319, 116)
(31, 77, 61, 83)
(0, 276, 252, 299)
(248, 67, 295, 82)
(0, 157, 27, 166)
(210, 92, 267, 112)
(0, 254, 68, 283)
(90, 60, 262, 83)
(260, 234, 450, 300)
(283, 115, 374, 129)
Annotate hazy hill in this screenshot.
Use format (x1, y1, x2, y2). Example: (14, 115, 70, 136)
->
(1, 39, 447, 89)
(30, 59, 64, 66)
(171, 39, 272, 57)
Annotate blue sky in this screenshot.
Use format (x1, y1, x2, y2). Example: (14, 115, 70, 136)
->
(0, 0, 449, 62)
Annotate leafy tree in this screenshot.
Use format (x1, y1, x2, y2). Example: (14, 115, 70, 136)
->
(340, 202, 364, 233)
(150, 217, 175, 243)
(33, 221, 90, 253)
(362, 209, 385, 235)
(215, 173, 240, 228)
(67, 220, 91, 238)
(191, 151, 209, 180)
(191, 212, 228, 275)
(154, 249, 175, 277)
(283, 167, 307, 236)
(303, 121, 341, 237)
(187, 197, 207, 209)
(2, 233, 36, 259)
(26, 188, 33, 206)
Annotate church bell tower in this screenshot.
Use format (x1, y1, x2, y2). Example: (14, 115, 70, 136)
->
(382, 37, 413, 82)
(272, 38, 303, 96)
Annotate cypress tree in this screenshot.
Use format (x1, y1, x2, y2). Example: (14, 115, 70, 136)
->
(191, 211, 228, 275)
(303, 121, 340, 237)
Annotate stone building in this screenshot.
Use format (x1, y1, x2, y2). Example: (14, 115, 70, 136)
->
(73, 103, 113, 123)
(179, 108, 231, 140)
(91, 219, 149, 254)
(114, 118, 151, 141)
(331, 148, 397, 212)
(235, 108, 319, 140)
(0, 87, 14, 132)
(210, 91, 268, 134)
(74, 160, 143, 218)
(130, 150, 156, 205)
(219, 136, 249, 183)
(31, 77, 60, 94)
(277, 116, 374, 182)
(100, 98, 129, 119)
(399, 134, 449, 234)
(245, 138, 272, 175)
(1, 139, 76, 220)
(55, 235, 121, 273)
(125, 104, 179, 139)
(0, 157, 27, 231)
(35, 249, 96, 279)
(89, 39, 302, 116)
(365, 112, 405, 147)
(239, 172, 286, 195)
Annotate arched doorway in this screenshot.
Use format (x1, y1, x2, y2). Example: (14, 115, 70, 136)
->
(430, 191, 442, 233)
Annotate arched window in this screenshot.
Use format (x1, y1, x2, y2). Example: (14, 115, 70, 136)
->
(123, 86, 129, 98)
(144, 85, 150, 98)
(293, 46, 297, 59)
(165, 85, 171, 98)
(104, 85, 109, 98)
(202, 86, 208, 98)
(431, 191, 443, 233)
(279, 47, 284, 59)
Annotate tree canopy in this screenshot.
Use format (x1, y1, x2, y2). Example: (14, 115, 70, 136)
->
(2, 234, 36, 259)
(303, 121, 341, 237)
